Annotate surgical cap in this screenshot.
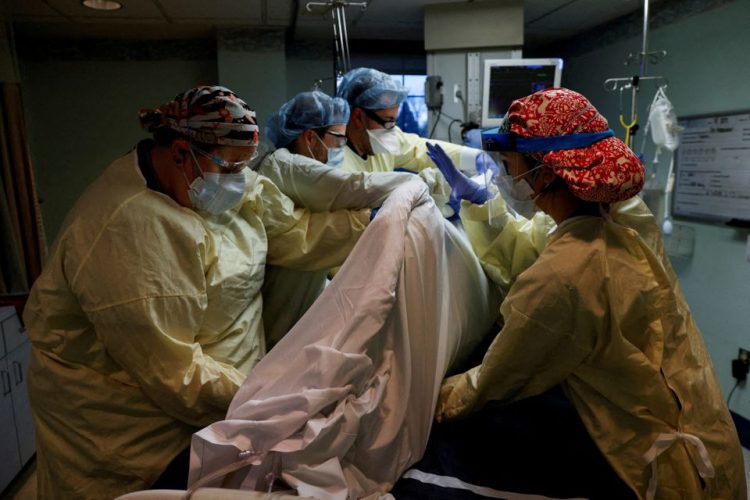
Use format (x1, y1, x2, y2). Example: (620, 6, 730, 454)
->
(336, 67, 408, 110)
(139, 85, 259, 147)
(265, 91, 350, 148)
(497, 88, 644, 203)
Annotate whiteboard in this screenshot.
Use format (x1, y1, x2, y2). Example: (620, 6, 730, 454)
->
(673, 111, 750, 223)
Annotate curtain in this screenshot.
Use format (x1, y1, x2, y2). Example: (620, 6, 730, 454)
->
(0, 82, 46, 293)
(0, 14, 46, 295)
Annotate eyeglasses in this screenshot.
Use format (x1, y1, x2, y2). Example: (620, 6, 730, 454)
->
(324, 130, 348, 148)
(362, 108, 397, 130)
(191, 145, 258, 173)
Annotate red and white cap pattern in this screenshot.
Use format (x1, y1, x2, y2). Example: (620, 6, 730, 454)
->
(507, 88, 645, 203)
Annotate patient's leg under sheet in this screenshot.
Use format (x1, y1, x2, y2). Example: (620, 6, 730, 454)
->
(392, 388, 635, 500)
(188, 182, 500, 498)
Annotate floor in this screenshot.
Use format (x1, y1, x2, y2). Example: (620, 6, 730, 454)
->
(4, 450, 750, 499)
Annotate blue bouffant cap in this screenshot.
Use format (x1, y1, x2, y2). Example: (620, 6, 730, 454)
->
(265, 91, 350, 148)
(336, 67, 408, 110)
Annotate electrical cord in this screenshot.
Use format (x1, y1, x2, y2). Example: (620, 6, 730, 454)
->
(447, 119, 462, 143)
(428, 109, 442, 139)
(429, 108, 465, 141)
(727, 380, 741, 406)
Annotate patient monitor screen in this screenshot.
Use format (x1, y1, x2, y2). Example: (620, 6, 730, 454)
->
(482, 59, 562, 127)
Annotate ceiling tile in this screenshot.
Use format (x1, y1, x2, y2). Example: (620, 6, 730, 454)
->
(9, 0, 658, 48)
(158, 0, 262, 21)
(267, 0, 293, 22)
(44, 0, 165, 19)
(9, 0, 60, 17)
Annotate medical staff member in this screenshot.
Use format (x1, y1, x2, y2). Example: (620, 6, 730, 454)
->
(260, 90, 413, 212)
(336, 67, 505, 221)
(428, 88, 745, 498)
(336, 67, 487, 176)
(23, 86, 372, 500)
(258, 90, 414, 346)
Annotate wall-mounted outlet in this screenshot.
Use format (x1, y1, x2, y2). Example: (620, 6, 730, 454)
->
(453, 84, 462, 104)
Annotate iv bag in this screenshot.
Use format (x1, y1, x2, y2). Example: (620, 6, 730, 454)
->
(648, 87, 682, 153)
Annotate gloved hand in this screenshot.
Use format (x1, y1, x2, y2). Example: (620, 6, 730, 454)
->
(434, 371, 476, 423)
(426, 142, 491, 205)
(446, 192, 461, 222)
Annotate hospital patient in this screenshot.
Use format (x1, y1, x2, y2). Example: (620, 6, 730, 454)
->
(424, 88, 745, 498)
(23, 85, 372, 500)
(257, 90, 413, 346)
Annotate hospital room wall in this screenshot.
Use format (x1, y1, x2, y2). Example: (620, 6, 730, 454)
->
(17, 35, 333, 241)
(560, 0, 750, 420)
(19, 58, 218, 242)
(426, 49, 518, 143)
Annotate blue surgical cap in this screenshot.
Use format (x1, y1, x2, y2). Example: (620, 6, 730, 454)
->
(265, 91, 351, 149)
(336, 67, 408, 110)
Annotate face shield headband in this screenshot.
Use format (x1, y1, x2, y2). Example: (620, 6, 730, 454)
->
(481, 128, 615, 153)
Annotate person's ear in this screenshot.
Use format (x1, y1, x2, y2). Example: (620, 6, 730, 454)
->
(539, 165, 556, 185)
(534, 165, 559, 194)
(170, 139, 190, 166)
(302, 129, 316, 145)
(351, 107, 365, 127)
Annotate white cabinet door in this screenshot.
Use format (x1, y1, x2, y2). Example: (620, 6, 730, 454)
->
(1, 313, 26, 354)
(0, 359, 21, 493)
(8, 342, 35, 465)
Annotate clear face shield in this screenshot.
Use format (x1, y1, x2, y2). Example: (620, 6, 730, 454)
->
(482, 150, 542, 223)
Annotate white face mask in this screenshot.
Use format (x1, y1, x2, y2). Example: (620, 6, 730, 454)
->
(307, 133, 345, 168)
(186, 150, 246, 214)
(367, 128, 400, 155)
(188, 172, 246, 215)
(495, 162, 545, 219)
(326, 147, 345, 168)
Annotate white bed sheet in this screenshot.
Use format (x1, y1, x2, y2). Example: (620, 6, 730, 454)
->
(188, 181, 500, 499)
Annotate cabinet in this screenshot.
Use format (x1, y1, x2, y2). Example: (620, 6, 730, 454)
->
(0, 306, 35, 494)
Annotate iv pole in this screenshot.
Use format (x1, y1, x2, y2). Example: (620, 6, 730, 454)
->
(306, 0, 368, 88)
(603, 0, 667, 149)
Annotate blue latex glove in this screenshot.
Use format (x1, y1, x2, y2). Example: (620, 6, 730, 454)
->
(446, 192, 461, 222)
(370, 207, 379, 221)
(426, 142, 491, 205)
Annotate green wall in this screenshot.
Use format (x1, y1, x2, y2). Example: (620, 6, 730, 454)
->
(18, 33, 333, 241)
(561, 0, 750, 419)
(20, 59, 217, 240)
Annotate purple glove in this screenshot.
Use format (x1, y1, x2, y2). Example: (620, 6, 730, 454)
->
(426, 142, 491, 205)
